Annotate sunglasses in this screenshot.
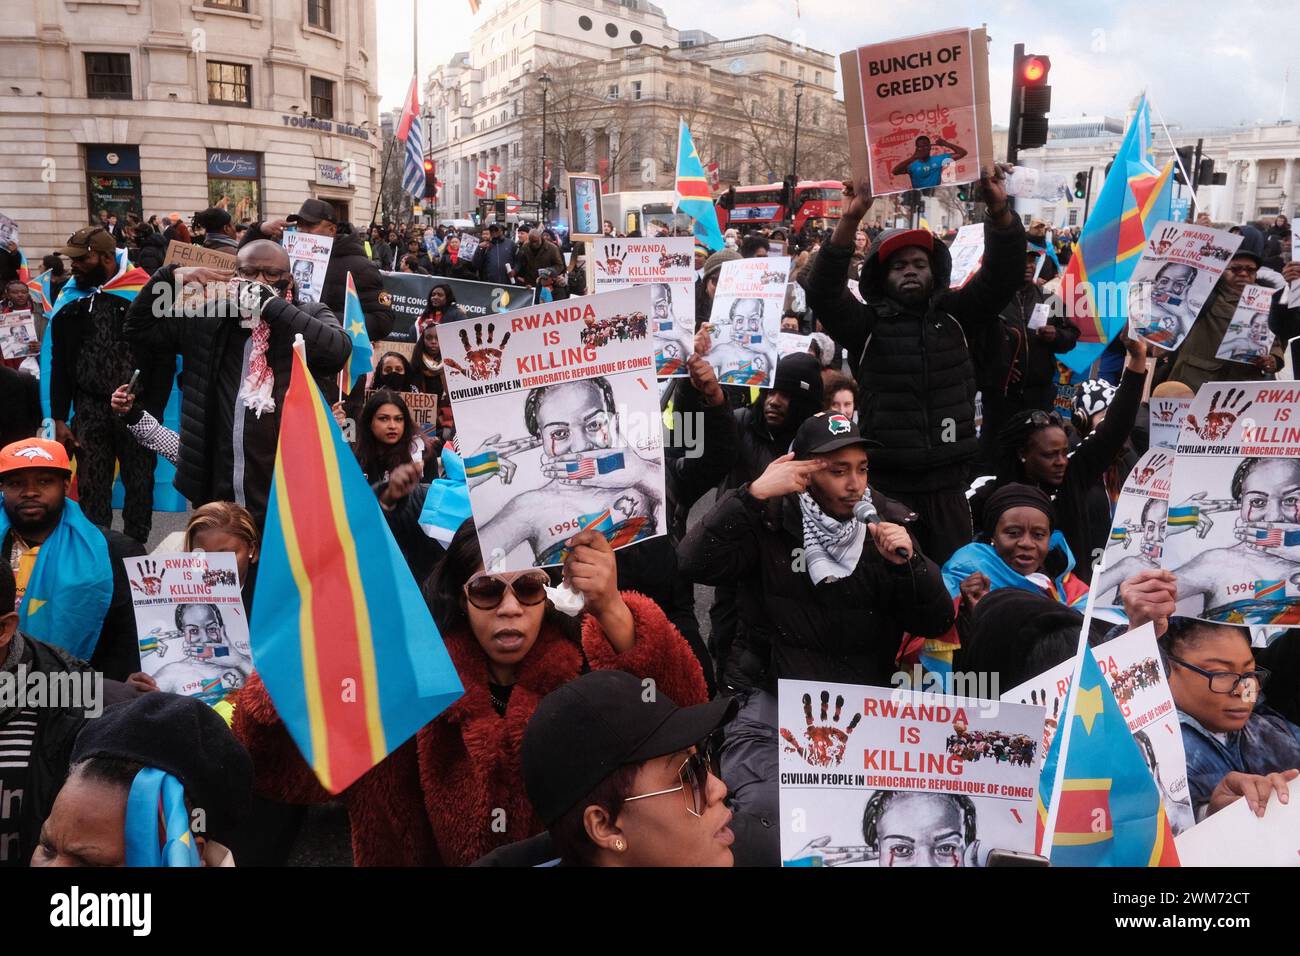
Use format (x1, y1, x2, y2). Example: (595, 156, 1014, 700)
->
(462, 569, 550, 610)
(1027, 410, 1064, 427)
(623, 744, 719, 818)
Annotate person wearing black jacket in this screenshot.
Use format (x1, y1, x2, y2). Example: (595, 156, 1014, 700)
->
(433, 236, 479, 280)
(131, 225, 168, 274)
(679, 413, 953, 853)
(473, 224, 517, 284)
(0, 366, 40, 447)
(124, 239, 351, 526)
(970, 333, 1148, 584)
(806, 168, 1026, 564)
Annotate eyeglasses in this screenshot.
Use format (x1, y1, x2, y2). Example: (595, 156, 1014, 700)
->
(1027, 410, 1064, 427)
(1169, 655, 1270, 696)
(623, 745, 718, 818)
(236, 266, 288, 283)
(462, 570, 550, 610)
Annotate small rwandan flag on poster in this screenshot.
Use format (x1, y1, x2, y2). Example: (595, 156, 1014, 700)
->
(251, 336, 463, 793)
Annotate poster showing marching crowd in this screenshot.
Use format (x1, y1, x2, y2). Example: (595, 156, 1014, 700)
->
(591, 237, 696, 377)
(1127, 221, 1243, 350)
(127, 552, 252, 705)
(840, 28, 993, 197)
(704, 256, 790, 388)
(778, 680, 1042, 867)
(1162, 381, 1300, 624)
(1093, 448, 1174, 610)
(440, 286, 666, 571)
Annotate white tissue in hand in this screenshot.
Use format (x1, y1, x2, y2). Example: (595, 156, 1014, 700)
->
(546, 582, 586, 617)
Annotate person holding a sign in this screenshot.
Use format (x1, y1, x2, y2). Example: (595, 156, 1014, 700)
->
(680, 413, 953, 826)
(434, 236, 479, 281)
(806, 166, 1026, 564)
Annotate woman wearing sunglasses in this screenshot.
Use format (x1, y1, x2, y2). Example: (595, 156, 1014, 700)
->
(970, 332, 1148, 585)
(233, 517, 709, 866)
(521, 670, 737, 867)
(1161, 616, 1300, 820)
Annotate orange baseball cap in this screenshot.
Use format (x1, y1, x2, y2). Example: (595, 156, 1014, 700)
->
(0, 438, 72, 475)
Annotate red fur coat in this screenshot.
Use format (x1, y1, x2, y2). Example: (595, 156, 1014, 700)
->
(233, 591, 708, 866)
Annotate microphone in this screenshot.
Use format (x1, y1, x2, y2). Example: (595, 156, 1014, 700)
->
(853, 499, 911, 559)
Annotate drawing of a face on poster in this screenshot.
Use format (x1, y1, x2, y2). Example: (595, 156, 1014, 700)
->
(463, 375, 664, 568)
(292, 258, 315, 297)
(146, 603, 252, 703)
(709, 296, 773, 384)
(866, 790, 977, 867)
(1166, 456, 1300, 622)
(1129, 261, 1198, 348)
(1096, 496, 1169, 607)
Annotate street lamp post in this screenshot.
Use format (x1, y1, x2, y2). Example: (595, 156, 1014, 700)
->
(791, 79, 805, 183)
(539, 71, 552, 219)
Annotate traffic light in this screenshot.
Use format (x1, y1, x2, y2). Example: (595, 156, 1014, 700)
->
(781, 175, 797, 212)
(956, 184, 970, 202)
(1173, 146, 1196, 186)
(543, 186, 557, 210)
(1073, 172, 1087, 199)
(422, 159, 436, 201)
(719, 186, 736, 210)
(1008, 47, 1052, 159)
(1198, 157, 1227, 187)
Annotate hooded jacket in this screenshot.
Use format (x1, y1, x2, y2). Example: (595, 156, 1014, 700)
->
(232, 591, 707, 866)
(805, 218, 1026, 491)
(320, 232, 395, 342)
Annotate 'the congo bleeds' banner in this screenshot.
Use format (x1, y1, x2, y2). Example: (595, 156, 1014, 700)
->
(592, 237, 695, 377)
(440, 286, 666, 571)
(840, 28, 993, 197)
(1162, 381, 1300, 625)
(778, 680, 1042, 867)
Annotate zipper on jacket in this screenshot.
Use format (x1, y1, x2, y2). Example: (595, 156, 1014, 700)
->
(921, 314, 931, 448)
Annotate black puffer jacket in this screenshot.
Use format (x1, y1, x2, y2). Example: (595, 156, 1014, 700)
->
(134, 231, 168, 275)
(806, 219, 1026, 491)
(320, 232, 395, 342)
(124, 264, 351, 508)
(680, 486, 953, 690)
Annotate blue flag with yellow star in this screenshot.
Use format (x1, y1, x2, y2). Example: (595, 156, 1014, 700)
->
(674, 118, 725, 254)
(1036, 648, 1179, 866)
(342, 271, 373, 388)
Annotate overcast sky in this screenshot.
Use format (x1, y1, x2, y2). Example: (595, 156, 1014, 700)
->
(378, 0, 1299, 131)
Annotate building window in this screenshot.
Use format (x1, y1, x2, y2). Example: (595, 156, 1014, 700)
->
(780, 60, 788, 75)
(632, 80, 642, 100)
(204, 0, 248, 9)
(207, 61, 252, 106)
(666, 82, 673, 100)
(1068, 208, 1079, 226)
(308, 0, 332, 32)
(815, 70, 822, 85)
(207, 150, 262, 223)
(605, 22, 618, 38)
(630, 30, 643, 44)
(608, 84, 619, 100)
(579, 15, 592, 30)
(1269, 167, 1278, 184)
(310, 76, 335, 119)
(797, 65, 805, 79)
(86, 145, 142, 223)
(85, 53, 132, 100)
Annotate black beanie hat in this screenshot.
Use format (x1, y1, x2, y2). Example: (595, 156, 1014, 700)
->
(773, 352, 824, 405)
(982, 482, 1055, 538)
(72, 693, 253, 840)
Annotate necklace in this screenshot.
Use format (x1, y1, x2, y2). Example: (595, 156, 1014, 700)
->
(488, 687, 508, 712)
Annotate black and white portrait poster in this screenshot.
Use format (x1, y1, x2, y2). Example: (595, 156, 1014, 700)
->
(1162, 382, 1300, 625)
(441, 286, 666, 571)
(127, 552, 251, 706)
(282, 231, 334, 304)
(1127, 221, 1241, 351)
(778, 680, 1041, 867)
(591, 237, 695, 378)
(704, 256, 790, 388)
(1093, 448, 1174, 610)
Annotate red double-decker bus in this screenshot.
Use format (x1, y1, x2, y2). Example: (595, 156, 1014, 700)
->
(716, 180, 844, 234)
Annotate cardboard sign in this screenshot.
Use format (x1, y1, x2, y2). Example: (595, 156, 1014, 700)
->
(1214, 283, 1276, 364)
(1127, 221, 1243, 350)
(0, 310, 38, 359)
(592, 237, 696, 377)
(441, 286, 665, 571)
(841, 28, 993, 198)
(162, 240, 236, 270)
(127, 552, 252, 706)
(364, 388, 438, 438)
(704, 256, 791, 388)
(282, 231, 334, 304)
(1163, 381, 1300, 624)
(779, 680, 1043, 867)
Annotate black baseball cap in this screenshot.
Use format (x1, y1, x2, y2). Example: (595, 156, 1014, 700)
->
(287, 198, 338, 225)
(791, 411, 880, 459)
(522, 671, 737, 826)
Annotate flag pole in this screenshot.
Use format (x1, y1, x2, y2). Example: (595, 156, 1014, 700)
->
(1147, 93, 1201, 217)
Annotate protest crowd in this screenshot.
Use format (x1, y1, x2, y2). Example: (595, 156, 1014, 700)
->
(6, 23, 1300, 879)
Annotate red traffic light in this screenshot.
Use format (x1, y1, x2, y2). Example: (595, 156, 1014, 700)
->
(422, 159, 434, 173)
(1022, 55, 1049, 84)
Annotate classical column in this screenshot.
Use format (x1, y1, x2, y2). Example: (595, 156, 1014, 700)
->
(1242, 158, 1259, 222)
(1284, 158, 1295, 219)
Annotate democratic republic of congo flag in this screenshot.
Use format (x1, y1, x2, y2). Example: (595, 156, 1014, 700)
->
(1059, 94, 1174, 374)
(341, 271, 374, 389)
(674, 118, 725, 254)
(26, 269, 53, 313)
(1036, 649, 1179, 866)
(251, 336, 462, 793)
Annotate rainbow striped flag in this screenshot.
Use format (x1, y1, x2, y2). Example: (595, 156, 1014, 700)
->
(341, 271, 373, 389)
(1059, 94, 1174, 374)
(251, 336, 462, 793)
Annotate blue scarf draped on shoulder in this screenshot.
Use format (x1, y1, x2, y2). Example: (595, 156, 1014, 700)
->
(941, 530, 1089, 611)
(0, 498, 113, 660)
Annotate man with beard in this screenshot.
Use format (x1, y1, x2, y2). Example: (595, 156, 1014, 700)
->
(807, 166, 1025, 564)
(0, 438, 142, 680)
(47, 227, 174, 544)
(124, 239, 351, 526)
